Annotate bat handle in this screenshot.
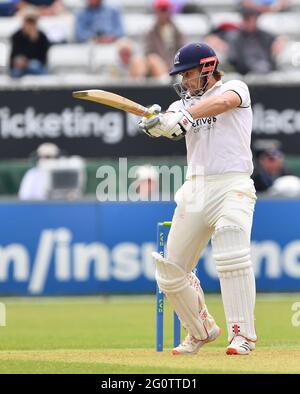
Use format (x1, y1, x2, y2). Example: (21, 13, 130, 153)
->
(144, 104, 161, 119)
(144, 112, 156, 119)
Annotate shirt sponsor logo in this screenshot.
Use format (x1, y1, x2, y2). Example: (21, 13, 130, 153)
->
(192, 116, 217, 132)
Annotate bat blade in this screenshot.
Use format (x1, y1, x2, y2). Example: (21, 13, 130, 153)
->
(72, 89, 153, 118)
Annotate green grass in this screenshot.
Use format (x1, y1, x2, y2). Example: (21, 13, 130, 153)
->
(0, 294, 300, 374)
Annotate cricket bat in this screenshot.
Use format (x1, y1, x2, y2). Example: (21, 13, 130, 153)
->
(72, 89, 155, 118)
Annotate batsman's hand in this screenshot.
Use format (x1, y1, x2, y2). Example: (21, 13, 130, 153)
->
(141, 109, 193, 140)
(138, 104, 162, 138)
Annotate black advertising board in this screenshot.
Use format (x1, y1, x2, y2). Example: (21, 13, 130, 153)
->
(0, 84, 299, 159)
(0, 86, 184, 159)
(250, 85, 300, 154)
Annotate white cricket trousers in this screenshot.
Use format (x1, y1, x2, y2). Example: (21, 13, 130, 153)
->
(167, 173, 256, 271)
(166, 172, 257, 341)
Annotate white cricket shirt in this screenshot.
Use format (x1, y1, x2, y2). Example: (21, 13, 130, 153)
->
(168, 80, 253, 177)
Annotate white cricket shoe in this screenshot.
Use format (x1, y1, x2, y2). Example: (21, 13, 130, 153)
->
(226, 335, 256, 355)
(172, 325, 221, 355)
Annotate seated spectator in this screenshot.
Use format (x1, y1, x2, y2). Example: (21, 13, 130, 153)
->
(115, 38, 149, 80)
(18, 0, 64, 16)
(205, 22, 240, 69)
(19, 143, 86, 200)
(75, 0, 124, 44)
(239, 0, 290, 13)
(9, 7, 50, 78)
(19, 143, 60, 200)
(227, 7, 286, 74)
(0, 0, 20, 16)
(114, 37, 170, 81)
(252, 148, 291, 192)
(144, 0, 185, 75)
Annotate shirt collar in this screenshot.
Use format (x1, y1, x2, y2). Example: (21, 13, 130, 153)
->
(184, 80, 222, 104)
(202, 80, 222, 96)
(185, 80, 223, 101)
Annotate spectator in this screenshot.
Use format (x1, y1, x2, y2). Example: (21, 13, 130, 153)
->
(19, 143, 86, 200)
(205, 22, 240, 69)
(19, 143, 60, 200)
(227, 7, 285, 74)
(114, 37, 170, 81)
(10, 7, 50, 78)
(0, 0, 20, 16)
(75, 0, 124, 44)
(239, 0, 290, 13)
(144, 0, 185, 74)
(115, 38, 150, 80)
(252, 148, 291, 192)
(18, 0, 64, 16)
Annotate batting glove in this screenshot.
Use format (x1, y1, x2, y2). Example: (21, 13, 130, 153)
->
(147, 109, 194, 140)
(138, 104, 162, 138)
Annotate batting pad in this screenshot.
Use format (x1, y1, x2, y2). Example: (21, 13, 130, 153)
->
(212, 226, 257, 342)
(153, 252, 217, 340)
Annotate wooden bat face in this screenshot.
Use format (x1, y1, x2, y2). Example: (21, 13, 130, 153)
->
(72, 89, 153, 118)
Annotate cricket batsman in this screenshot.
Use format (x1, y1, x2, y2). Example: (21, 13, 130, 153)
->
(139, 42, 257, 355)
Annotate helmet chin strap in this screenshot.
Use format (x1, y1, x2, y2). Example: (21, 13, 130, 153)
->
(187, 74, 211, 98)
(196, 75, 210, 96)
(173, 69, 214, 102)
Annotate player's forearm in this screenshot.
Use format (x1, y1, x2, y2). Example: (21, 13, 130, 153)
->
(187, 95, 234, 119)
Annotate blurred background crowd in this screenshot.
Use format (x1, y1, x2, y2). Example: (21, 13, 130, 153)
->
(0, 0, 298, 79)
(0, 0, 300, 200)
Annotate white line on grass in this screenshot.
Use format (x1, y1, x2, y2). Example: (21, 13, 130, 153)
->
(0, 293, 299, 305)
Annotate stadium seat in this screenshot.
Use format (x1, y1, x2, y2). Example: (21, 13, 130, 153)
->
(174, 14, 209, 38)
(111, 0, 235, 13)
(61, 0, 300, 14)
(0, 15, 75, 44)
(0, 42, 10, 74)
(48, 44, 92, 74)
(276, 40, 300, 69)
(104, 0, 152, 13)
(62, 0, 152, 13)
(62, 0, 85, 11)
(123, 13, 209, 40)
(123, 14, 155, 38)
(199, 0, 238, 12)
(90, 44, 119, 73)
(258, 12, 300, 38)
(39, 14, 75, 43)
(0, 17, 21, 42)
